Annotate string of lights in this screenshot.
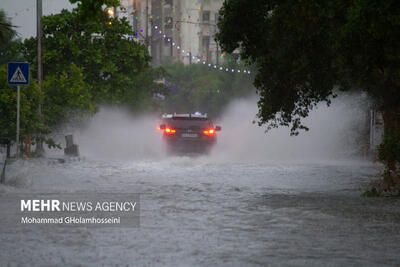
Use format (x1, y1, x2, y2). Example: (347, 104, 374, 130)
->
(10, 7, 250, 79)
(128, 24, 251, 76)
(11, 6, 250, 75)
(161, 80, 181, 91)
(156, 24, 251, 75)
(114, 10, 252, 94)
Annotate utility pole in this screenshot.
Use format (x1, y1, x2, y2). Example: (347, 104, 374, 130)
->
(189, 52, 192, 64)
(16, 85, 20, 158)
(132, 0, 137, 33)
(36, 0, 43, 154)
(216, 44, 219, 65)
(145, 0, 149, 48)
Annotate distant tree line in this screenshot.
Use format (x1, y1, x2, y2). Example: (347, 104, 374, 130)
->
(159, 62, 255, 118)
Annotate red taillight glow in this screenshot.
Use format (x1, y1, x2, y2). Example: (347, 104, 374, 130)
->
(203, 129, 215, 135)
(165, 127, 176, 134)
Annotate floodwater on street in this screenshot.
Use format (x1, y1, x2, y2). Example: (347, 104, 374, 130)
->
(1, 96, 399, 266)
(2, 157, 400, 266)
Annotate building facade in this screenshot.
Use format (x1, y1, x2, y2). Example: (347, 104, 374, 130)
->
(119, 0, 223, 66)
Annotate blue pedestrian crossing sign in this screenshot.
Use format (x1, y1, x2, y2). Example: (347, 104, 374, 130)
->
(8, 62, 29, 85)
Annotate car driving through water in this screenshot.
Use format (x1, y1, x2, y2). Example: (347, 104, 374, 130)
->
(158, 112, 221, 154)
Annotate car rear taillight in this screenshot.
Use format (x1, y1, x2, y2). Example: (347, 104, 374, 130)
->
(203, 129, 215, 136)
(165, 127, 176, 134)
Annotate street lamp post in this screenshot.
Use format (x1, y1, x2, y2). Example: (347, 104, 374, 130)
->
(36, 0, 43, 155)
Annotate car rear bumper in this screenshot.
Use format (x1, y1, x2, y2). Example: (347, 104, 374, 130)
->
(163, 136, 216, 153)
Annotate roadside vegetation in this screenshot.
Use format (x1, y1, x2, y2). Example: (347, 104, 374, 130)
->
(216, 0, 400, 195)
(158, 61, 254, 118)
(0, 0, 159, 155)
(0, 0, 254, 157)
(2, 0, 397, 196)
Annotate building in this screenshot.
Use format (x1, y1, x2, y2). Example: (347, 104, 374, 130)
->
(118, 0, 223, 66)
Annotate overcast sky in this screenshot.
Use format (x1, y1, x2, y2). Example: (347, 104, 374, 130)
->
(0, 0, 76, 40)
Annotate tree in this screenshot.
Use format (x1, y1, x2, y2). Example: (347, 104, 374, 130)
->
(1, 3, 154, 156)
(42, 64, 96, 128)
(0, 10, 28, 155)
(217, 0, 348, 134)
(0, 10, 23, 65)
(160, 62, 254, 117)
(0, 65, 43, 155)
(69, 0, 120, 23)
(341, 0, 400, 188)
(216, 0, 400, 188)
(21, 7, 153, 108)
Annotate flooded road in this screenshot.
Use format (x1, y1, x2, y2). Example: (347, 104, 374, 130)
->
(1, 157, 399, 266)
(1, 95, 399, 266)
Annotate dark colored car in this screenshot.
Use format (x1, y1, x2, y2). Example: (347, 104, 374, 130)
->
(158, 113, 221, 154)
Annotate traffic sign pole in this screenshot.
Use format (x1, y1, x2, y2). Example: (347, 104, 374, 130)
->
(16, 85, 20, 159)
(8, 62, 29, 159)
(37, 0, 44, 154)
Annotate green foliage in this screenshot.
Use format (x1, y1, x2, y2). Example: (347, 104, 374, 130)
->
(159, 62, 254, 117)
(0, 10, 41, 148)
(69, 0, 120, 23)
(378, 129, 400, 164)
(362, 168, 400, 197)
(86, 17, 152, 105)
(0, 10, 15, 44)
(0, 3, 153, 152)
(0, 65, 43, 142)
(376, 109, 400, 187)
(0, 10, 23, 65)
(21, 8, 152, 109)
(217, 0, 343, 134)
(338, 0, 400, 111)
(216, 0, 399, 135)
(42, 64, 96, 127)
(218, 0, 400, 189)
(18, 5, 154, 130)
(361, 187, 382, 197)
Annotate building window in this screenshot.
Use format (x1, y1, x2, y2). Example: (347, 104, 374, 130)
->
(202, 11, 210, 22)
(202, 36, 210, 51)
(164, 37, 173, 56)
(215, 13, 219, 23)
(164, 17, 173, 29)
(165, 0, 173, 6)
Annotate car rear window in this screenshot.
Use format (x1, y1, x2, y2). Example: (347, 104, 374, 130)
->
(170, 118, 213, 128)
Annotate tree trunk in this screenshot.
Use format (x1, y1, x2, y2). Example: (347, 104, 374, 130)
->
(6, 143, 10, 158)
(25, 134, 31, 158)
(382, 108, 400, 186)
